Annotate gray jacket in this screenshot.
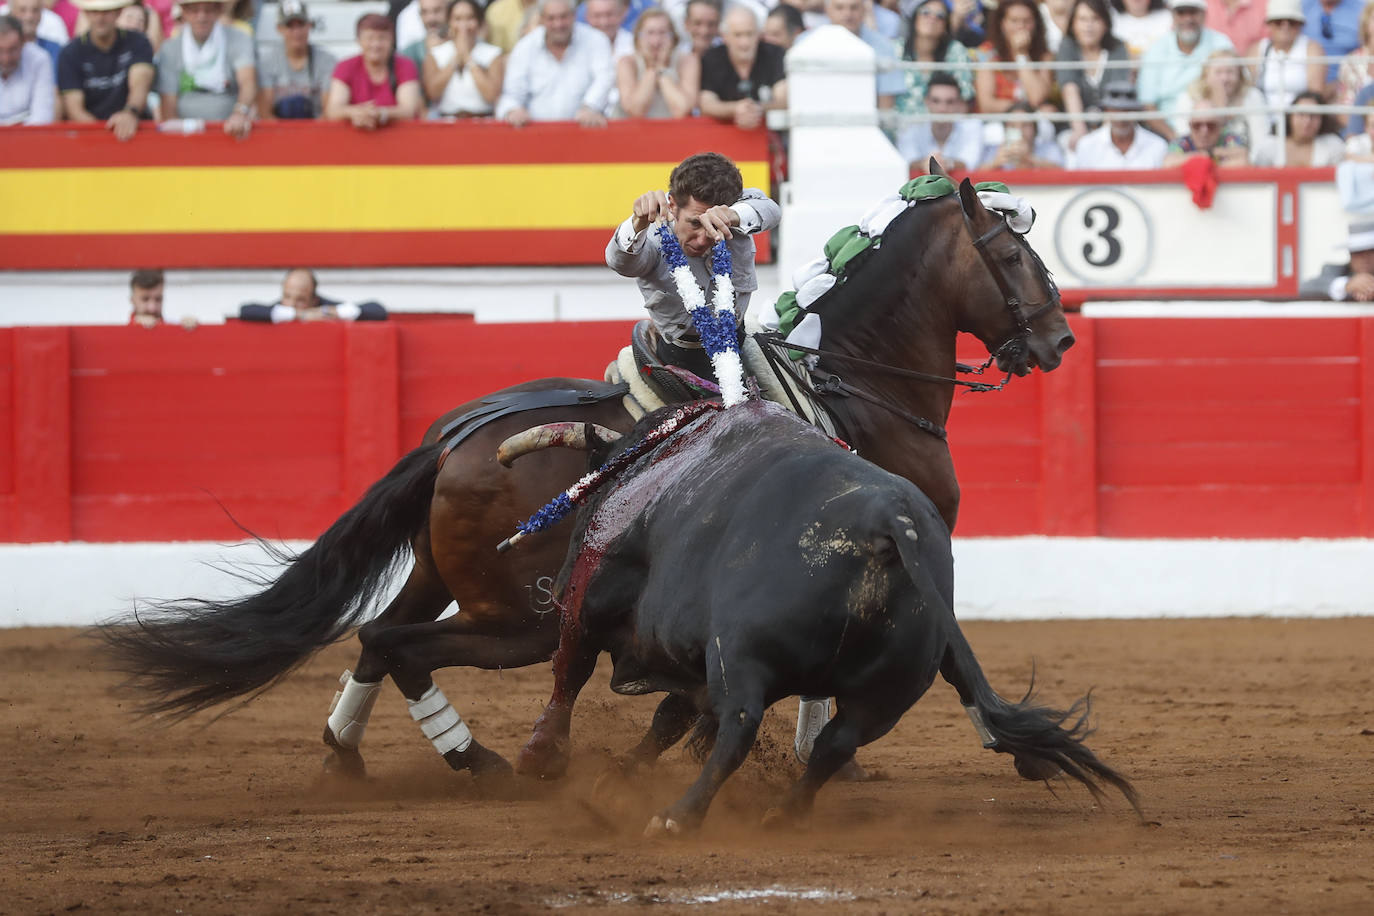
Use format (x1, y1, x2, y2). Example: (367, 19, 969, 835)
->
(606, 188, 781, 347)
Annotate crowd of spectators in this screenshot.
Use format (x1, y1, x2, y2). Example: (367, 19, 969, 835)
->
(2, 0, 1374, 166)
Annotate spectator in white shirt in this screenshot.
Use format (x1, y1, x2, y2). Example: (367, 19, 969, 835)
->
(1071, 80, 1168, 168)
(897, 72, 985, 169)
(0, 13, 54, 124)
(497, 0, 614, 125)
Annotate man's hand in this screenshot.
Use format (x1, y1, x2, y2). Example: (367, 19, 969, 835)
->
(576, 105, 607, 128)
(699, 204, 740, 243)
(106, 109, 139, 142)
(631, 190, 671, 232)
(505, 106, 530, 126)
(224, 109, 253, 140)
(1347, 272, 1374, 301)
(733, 99, 762, 130)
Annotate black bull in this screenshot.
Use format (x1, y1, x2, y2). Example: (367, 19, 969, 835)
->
(518, 401, 1141, 835)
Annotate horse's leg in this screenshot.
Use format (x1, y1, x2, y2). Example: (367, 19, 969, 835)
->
(516, 607, 601, 779)
(365, 614, 562, 778)
(322, 546, 454, 779)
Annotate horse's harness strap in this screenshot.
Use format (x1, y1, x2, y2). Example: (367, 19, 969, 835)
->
(755, 332, 1007, 393)
(815, 374, 947, 440)
(436, 385, 629, 471)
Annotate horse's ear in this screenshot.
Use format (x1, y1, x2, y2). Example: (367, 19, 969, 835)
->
(957, 178, 986, 222)
(928, 156, 949, 179)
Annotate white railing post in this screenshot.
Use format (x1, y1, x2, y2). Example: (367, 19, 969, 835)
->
(779, 26, 908, 285)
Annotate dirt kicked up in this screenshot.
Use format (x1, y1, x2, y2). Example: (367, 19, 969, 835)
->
(2, 618, 1372, 915)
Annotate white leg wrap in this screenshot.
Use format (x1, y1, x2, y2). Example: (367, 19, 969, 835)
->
(965, 705, 998, 749)
(794, 697, 832, 764)
(326, 670, 382, 750)
(407, 685, 473, 756)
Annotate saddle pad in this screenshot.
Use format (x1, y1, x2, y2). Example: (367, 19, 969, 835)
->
(740, 322, 836, 437)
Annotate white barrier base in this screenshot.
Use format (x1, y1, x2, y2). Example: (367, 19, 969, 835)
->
(1, 538, 1369, 628)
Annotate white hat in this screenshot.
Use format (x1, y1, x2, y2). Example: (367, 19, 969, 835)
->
(1168, 0, 1206, 10)
(1265, 0, 1305, 23)
(73, 0, 133, 10)
(1348, 218, 1374, 253)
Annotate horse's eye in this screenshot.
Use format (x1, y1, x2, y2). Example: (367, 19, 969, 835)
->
(1004, 252, 1022, 267)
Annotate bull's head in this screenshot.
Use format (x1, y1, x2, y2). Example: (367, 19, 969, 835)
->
(497, 422, 623, 467)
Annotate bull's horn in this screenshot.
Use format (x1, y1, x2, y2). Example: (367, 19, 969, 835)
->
(497, 422, 621, 467)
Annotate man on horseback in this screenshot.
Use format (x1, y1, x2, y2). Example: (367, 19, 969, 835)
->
(607, 151, 779, 384)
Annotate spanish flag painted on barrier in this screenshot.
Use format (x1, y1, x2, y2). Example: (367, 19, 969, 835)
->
(0, 121, 771, 270)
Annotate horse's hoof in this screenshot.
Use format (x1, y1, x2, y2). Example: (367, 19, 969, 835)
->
(835, 758, 881, 782)
(463, 741, 514, 780)
(515, 734, 570, 779)
(321, 728, 367, 779)
(643, 815, 683, 838)
(1014, 754, 1061, 782)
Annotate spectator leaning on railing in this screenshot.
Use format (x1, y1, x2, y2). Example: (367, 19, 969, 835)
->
(496, 0, 612, 126)
(0, 12, 54, 124)
(615, 7, 697, 118)
(1138, 0, 1233, 141)
(1071, 80, 1169, 168)
(1251, 88, 1344, 164)
(1164, 96, 1249, 165)
(58, 0, 153, 141)
(325, 12, 423, 129)
(155, 0, 256, 138)
(423, 0, 503, 117)
(257, 0, 336, 119)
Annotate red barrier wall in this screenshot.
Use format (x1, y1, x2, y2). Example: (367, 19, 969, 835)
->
(3, 315, 1372, 543)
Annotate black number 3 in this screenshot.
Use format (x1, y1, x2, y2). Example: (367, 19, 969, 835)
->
(1082, 204, 1122, 268)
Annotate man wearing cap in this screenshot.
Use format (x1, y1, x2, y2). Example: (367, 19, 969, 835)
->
(155, 0, 256, 138)
(1071, 80, 1168, 169)
(0, 12, 54, 124)
(1137, 0, 1233, 141)
(56, 0, 153, 141)
(257, 0, 335, 119)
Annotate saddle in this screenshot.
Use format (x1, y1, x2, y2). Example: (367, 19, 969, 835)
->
(605, 319, 838, 437)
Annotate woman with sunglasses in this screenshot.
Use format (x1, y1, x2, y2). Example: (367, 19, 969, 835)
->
(896, 0, 975, 114)
(1255, 0, 1323, 118)
(1162, 97, 1248, 166)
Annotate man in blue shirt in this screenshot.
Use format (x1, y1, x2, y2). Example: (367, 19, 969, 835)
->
(57, 0, 153, 140)
(1138, 0, 1233, 141)
(799, 0, 906, 108)
(1303, 0, 1363, 82)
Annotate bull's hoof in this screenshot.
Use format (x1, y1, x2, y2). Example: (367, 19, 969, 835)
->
(321, 727, 367, 780)
(1014, 754, 1061, 782)
(835, 758, 881, 782)
(643, 815, 685, 838)
(515, 735, 570, 779)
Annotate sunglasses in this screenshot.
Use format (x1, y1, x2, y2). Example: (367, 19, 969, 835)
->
(1189, 120, 1221, 131)
(1321, 12, 1333, 40)
(917, 7, 948, 19)
(1270, 18, 1301, 27)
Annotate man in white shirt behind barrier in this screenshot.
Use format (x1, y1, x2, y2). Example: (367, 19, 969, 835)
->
(1071, 81, 1168, 170)
(497, 0, 614, 126)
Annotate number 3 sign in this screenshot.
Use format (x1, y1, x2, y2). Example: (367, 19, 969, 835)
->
(1052, 187, 1151, 285)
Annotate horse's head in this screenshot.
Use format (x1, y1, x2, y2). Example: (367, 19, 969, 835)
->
(933, 166, 1073, 376)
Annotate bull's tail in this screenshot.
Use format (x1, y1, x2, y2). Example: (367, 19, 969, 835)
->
(97, 442, 445, 719)
(941, 623, 1142, 816)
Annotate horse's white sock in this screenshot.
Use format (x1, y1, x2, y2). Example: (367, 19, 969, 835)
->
(326, 669, 381, 749)
(407, 684, 473, 756)
(794, 697, 831, 764)
(965, 705, 998, 749)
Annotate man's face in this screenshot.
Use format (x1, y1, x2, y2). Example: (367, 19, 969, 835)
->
(826, 0, 864, 34)
(1172, 6, 1203, 45)
(10, 0, 41, 40)
(182, 1, 222, 42)
(924, 84, 963, 114)
(419, 0, 446, 35)
(684, 2, 720, 51)
(762, 13, 793, 47)
(131, 285, 164, 321)
(281, 272, 316, 310)
(278, 15, 311, 49)
(0, 30, 21, 77)
(584, 0, 622, 39)
(722, 10, 757, 60)
(669, 196, 719, 259)
(541, 0, 575, 47)
(1350, 248, 1374, 275)
(86, 7, 122, 41)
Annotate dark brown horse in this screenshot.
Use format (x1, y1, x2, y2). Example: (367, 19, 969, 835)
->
(100, 177, 1072, 783)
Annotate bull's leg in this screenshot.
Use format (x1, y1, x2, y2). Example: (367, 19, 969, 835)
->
(939, 644, 1061, 781)
(365, 617, 561, 778)
(517, 608, 600, 779)
(323, 559, 454, 779)
(618, 693, 703, 775)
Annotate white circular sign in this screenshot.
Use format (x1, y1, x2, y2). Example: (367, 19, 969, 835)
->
(1052, 188, 1152, 286)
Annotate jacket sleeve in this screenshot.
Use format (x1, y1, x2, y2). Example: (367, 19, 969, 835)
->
(606, 217, 659, 278)
(731, 188, 781, 235)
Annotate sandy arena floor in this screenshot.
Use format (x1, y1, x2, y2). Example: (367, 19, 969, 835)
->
(2, 618, 1372, 915)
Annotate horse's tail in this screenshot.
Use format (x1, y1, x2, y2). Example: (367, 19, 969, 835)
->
(98, 442, 445, 719)
(939, 622, 1142, 817)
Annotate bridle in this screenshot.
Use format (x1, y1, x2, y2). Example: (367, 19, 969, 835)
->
(756, 202, 1062, 442)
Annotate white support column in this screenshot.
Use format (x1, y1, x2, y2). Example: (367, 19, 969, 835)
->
(779, 26, 909, 285)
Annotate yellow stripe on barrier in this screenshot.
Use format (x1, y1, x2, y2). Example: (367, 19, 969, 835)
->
(1, 161, 772, 234)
